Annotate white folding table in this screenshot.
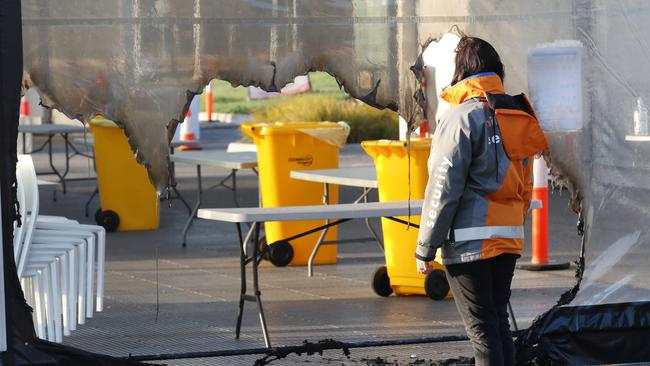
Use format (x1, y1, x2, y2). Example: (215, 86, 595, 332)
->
(290, 166, 543, 277)
(37, 179, 59, 187)
(290, 165, 384, 276)
(197, 199, 424, 348)
(171, 151, 258, 247)
(197, 194, 542, 346)
(18, 124, 93, 193)
(289, 165, 378, 189)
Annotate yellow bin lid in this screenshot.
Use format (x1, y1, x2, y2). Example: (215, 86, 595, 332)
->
(242, 122, 350, 148)
(88, 116, 119, 128)
(361, 138, 431, 159)
(242, 122, 343, 136)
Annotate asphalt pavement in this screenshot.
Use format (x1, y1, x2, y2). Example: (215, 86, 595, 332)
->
(27, 122, 581, 365)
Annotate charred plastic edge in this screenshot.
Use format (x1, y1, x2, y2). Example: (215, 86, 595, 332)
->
(525, 301, 650, 365)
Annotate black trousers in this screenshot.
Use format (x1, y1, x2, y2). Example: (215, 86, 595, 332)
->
(445, 254, 518, 366)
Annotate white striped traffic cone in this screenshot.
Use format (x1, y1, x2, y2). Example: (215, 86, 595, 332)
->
(178, 96, 201, 151)
(518, 156, 570, 271)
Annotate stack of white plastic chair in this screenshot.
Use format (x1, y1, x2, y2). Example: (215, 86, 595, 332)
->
(15, 166, 75, 342)
(14, 155, 105, 341)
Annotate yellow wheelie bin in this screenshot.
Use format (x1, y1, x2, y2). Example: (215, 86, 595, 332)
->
(90, 118, 160, 231)
(242, 122, 348, 267)
(362, 139, 451, 300)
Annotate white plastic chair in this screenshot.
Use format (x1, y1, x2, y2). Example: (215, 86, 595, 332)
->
(15, 168, 67, 341)
(31, 229, 94, 321)
(16, 155, 105, 340)
(21, 262, 56, 340)
(18, 155, 106, 317)
(17, 171, 84, 334)
(22, 258, 63, 342)
(24, 245, 78, 336)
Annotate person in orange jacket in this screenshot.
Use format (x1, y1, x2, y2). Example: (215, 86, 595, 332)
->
(415, 36, 548, 365)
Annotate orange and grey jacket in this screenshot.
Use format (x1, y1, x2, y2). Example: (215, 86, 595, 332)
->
(415, 72, 548, 265)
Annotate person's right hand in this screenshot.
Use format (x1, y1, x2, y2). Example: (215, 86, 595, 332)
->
(416, 258, 434, 275)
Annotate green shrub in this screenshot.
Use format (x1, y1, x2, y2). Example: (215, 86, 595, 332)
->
(251, 95, 399, 143)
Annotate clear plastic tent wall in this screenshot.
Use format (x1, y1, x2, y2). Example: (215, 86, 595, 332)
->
(19, 0, 650, 363)
(21, 0, 423, 191)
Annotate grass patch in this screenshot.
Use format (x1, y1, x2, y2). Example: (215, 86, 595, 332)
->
(200, 72, 398, 142)
(251, 95, 398, 143)
(200, 72, 349, 114)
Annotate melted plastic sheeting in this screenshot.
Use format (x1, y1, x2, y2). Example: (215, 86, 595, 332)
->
(22, 0, 424, 191)
(19, 1, 650, 363)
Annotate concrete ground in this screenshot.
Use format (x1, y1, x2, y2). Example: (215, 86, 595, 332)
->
(26, 122, 581, 365)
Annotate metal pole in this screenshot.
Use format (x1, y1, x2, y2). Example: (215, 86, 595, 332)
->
(291, 0, 298, 52)
(270, 0, 278, 65)
(192, 0, 202, 80)
(0, 188, 6, 352)
(132, 0, 142, 82)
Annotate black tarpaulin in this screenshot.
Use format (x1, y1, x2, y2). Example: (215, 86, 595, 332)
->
(518, 302, 650, 365)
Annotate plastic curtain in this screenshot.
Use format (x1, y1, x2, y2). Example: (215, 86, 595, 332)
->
(19, 1, 650, 364)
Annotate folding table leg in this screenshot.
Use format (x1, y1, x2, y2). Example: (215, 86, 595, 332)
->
(235, 223, 248, 339)
(181, 165, 202, 247)
(84, 187, 99, 217)
(234, 222, 271, 348)
(308, 183, 330, 277)
(216, 169, 241, 207)
(170, 186, 192, 215)
(362, 189, 384, 251)
(251, 223, 271, 348)
(308, 223, 329, 278)
(62, 132, 71, 192)
(167, 146, 192, 214)
(230, 169, 239, 207)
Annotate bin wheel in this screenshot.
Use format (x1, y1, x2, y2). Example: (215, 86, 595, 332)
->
(94, 208, 103, 224)
(95, 209, 120, 232)
(372, 266, 393, 297)
(425, 269, 449, 301)
(267, 241, 293, 267)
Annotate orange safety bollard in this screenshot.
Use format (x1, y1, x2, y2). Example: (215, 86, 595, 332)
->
(205, 82, 213, 122)
(532, 156, 549, 264)
(518, 156, 570, 271)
